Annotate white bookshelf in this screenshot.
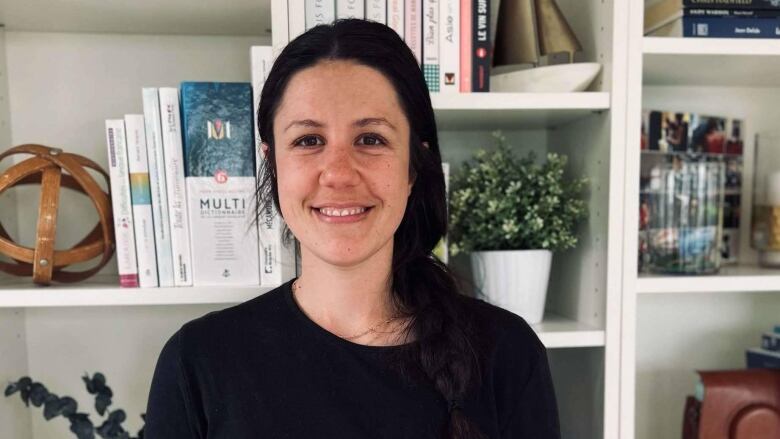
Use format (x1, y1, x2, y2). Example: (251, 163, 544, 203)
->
(643, 37, 780, 87)
(620, 6, 780, 439)
(0, 0, 625, 438)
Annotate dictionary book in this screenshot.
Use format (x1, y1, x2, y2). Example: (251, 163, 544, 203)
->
(181, 82, 260, 286)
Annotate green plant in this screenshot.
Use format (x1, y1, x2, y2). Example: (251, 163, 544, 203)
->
(4, 372, 144, 439)
(448, 131, 588, 255)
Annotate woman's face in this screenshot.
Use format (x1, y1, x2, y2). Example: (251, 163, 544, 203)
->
(268, 60, 413, 268)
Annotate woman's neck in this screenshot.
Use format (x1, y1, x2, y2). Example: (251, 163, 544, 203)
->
(294, 243, 400, 340)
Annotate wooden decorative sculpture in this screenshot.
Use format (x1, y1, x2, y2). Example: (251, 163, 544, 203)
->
(0, 145, 114, 285)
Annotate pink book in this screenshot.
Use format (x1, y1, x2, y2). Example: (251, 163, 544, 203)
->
(405, 0, 422, 65)
(460, 0, 472, 92)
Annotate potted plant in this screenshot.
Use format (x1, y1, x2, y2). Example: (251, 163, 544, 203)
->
(448, 131, 587, 324)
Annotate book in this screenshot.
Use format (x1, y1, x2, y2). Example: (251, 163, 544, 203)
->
(763, 332, 780, 351)
(405, 0, 423, 65)
(366, 0, 387, 24)
(460, 0, 473, 92)
(388, 0, 405, 39)
(337, 0, 364, 19)
(142, 87, 175, 287)
(472, 0, 490, 91)
(746, 347, 780, 369)
(251, 47, 298, 287)
(686, 8, 780, 17)
(159, 87, 194, 287)
(180, 82, 261, 286)
(305, 0, 336, 30)
(683, 0, 780, 8)
(105, 119, 139, 288)
(423, 0, 440, 92)
(683, 16, 780, 38)
(124, 114, 159, 288)
(439, 0, 460, 93)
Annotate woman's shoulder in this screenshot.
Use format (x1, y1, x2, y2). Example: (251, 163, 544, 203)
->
(170, 281, 294, 353)
(459, 294, 546, 365)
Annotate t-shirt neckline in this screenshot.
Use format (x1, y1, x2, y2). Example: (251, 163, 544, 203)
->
(282, 277, 418, 354)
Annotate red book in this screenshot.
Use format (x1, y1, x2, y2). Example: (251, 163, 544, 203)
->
(459, 0, 472, 92)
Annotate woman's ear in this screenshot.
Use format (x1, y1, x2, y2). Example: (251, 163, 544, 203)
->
(260, 142, 270, 160)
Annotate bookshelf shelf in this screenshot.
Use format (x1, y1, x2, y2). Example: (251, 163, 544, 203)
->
(643, 37, 780, 87)
(0, 276, 273, 307)
(533, 313, 605, 349)
(637, 264, 780, 294)
(432, 92, 610, 130)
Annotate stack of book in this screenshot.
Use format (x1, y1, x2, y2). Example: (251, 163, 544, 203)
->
(746, 325, 780, 368)
(645, 0, 780, 38)
(275, 0, 493, 92)
(104, 78, 295, 288)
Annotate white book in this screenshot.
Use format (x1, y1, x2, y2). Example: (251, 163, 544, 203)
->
(272, 0, 289, 58)
(423, 0, 440, 92)
(306, 0, 336, 30)
(105, 119, 139, 288)
(289, 0, 307, 41)
(251, 47, 297, 287)
(124, 114, 159, 288)
(158, 87, 193, 287)
(337, 0, 364, 19)
(405, 0, 423, 65)
(142, 88, 175, 287)
(439, 0, 459, 93)
(388, 0, 405, 40)
(366, 0, 387, 23)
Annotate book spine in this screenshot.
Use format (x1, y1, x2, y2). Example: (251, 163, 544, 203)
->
(251, 49, 297, 288)
(307, 0, 336, 30)
(439, 0, 459, 93)
(142, 87, 175, 287)
(423, 0, 441, 92)
(471, 0, 489, 91)
(337, 0, 365, 18)
(105, 119, 139, 288)
(289, 0, 307, 40)
(683, 0, 780, 9)
(124, 114, 159, 288)
(272, 0, 289, 58)
(746, 348, 780, 369)
(389, 0, 405, 38)
(683, 16, 780, 37)
(158, 87, 193, 287)
(180, 82, 260, 286)
(685, 8, 780, 17)
(366, 0, 387, 23)
(405, 0, 423, 65)
(762, 332, 780, 351)
(460, 0, 472, 92)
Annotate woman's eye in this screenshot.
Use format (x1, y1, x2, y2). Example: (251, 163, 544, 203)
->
(293, 135, 323, 148)
(358, 134, 386, 146)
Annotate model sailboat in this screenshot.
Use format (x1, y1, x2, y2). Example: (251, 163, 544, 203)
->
(491, 0, 601, 92)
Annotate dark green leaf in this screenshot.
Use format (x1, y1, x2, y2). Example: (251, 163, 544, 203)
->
(29, 382, 49, 407)
(68, 413, 95, 439)
(60, 397, 78, 417)
(4, 382, 18, 397)
(95, 393, 111, 416)
(43, 394, 59, 420)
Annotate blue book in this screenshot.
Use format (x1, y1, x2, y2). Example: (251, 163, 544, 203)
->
(683, 0, 780, 9)
(683, 17, 780, 38)
(180, 82, 260, 286)
(747, 348, 780, 369)
(763, 332, 780, 351)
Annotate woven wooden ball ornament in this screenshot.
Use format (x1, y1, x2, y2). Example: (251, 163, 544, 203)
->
(0, 144, 114, 285)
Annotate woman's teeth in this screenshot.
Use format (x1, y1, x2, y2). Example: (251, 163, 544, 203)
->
(318, 207, 367, 217)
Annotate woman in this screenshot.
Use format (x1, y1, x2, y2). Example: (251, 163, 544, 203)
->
(145, 19, 560, 439)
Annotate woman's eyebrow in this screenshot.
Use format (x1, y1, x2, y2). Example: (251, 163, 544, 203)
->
(284, 117, 397, 132)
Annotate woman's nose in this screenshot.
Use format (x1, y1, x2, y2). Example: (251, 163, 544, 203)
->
(319, 143, 360, 188)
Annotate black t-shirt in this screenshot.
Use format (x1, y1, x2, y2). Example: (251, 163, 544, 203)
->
(145, 278, 560, 438)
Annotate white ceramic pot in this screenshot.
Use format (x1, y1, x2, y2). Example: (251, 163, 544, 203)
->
(470, 249, 552, 324)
